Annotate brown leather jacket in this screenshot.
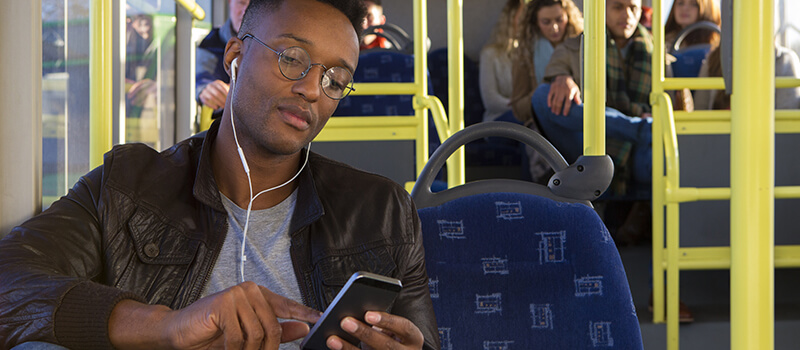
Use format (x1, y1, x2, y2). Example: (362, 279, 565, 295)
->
(0, 121, 439, 350)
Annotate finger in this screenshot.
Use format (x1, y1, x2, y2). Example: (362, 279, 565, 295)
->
(364, 312, 423, 347)
(574, 90, 583, 105)
(199, 89, 219, 109)
(326, 335, 360, 350)
(339, 317, 394, 350)
(260, 286, 322, 324)
(563, 91, 573, 116)
(216, 293, 245, 350)
(552, 92, 564, 115)
(239, 282, 282, 350)
(279, 321, 310, 343)
(206, 84, 228, 109)
(228, 284, 268, 350)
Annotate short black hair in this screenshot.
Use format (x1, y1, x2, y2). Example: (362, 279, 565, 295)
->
(240, 0, 367, 38)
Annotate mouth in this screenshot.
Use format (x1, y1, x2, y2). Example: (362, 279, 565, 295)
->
(277, 104, 312, 131)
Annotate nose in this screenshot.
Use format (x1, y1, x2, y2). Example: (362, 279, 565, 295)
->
(291, 65, 325, 101)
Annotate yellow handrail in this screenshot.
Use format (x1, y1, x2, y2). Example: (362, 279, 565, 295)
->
(445, 0, 465, 187)
(175, 0, 206, 21)
(582, 0, 606, 155)
(89, 0, 112, 168)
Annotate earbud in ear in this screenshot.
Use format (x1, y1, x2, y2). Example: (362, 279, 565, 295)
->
(231, 57, 239, 83)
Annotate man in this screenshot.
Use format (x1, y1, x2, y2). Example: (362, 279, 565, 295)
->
(0, 1, 439, 349)
(360, 0, 392, 50)
(532, 0, 653, 184)
(196, 0, 249, 115)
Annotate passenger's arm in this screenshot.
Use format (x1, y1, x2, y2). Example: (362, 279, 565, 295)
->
(196, 47, 221, 102)
(108, 283, 321, 349)
(0, 163, 142, 349)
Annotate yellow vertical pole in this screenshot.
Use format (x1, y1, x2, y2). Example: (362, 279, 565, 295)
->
(650, 0, 667, 327)
(730, 0, 775, 348)
(582, 0, 605, 156)
(446, 0, 465, 187)
(414, 0, 429, 175)
(90, 0, 113, 168)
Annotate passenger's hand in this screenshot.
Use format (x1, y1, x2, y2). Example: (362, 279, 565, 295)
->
(547, 75, 582, 116)
(109, 281, 321, 350)
(199, 80, 230, 110)
(325, 311, 424, 350)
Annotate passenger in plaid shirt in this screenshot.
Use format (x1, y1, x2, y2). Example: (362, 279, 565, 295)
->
(529, 0, 653, 185)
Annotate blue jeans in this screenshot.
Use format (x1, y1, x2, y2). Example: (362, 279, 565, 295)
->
(532, 83, 652, 183)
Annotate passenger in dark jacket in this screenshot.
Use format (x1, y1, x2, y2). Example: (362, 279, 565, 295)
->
(0, 1, 439, 349)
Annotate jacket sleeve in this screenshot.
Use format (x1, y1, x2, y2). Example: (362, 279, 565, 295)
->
(196, 46, 220, 102)
(543, 41, 577, 82)
(391, 192, 440, 350)
(510, 51, 535, 125)
(0, 157, 143, 349)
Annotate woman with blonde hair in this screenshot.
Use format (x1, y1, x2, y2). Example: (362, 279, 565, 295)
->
(508, 0, 583, 182)
(478, 0, 525, 125)
(510, 0, 583, 127)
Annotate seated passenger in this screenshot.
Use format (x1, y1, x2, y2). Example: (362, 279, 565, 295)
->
(510, 0, 583, 182)
(694, 44, 800, 110)
(479, 0, 524, 125)
(533, 0, 653, 184)
(360, 0, 393, 50)
(664, 0, 720, 51)
(0, 1, 439, 349)
(663, 0, 721, 110)
(196, 0, 249, 118)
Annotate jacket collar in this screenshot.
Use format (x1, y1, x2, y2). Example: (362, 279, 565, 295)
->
(191, 119, 325, 229)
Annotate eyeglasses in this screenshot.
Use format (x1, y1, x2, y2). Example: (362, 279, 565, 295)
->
(241, 33, 355, 100)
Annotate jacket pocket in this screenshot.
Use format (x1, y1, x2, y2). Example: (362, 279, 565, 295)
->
(120, 206, 202, 305)
(313, 246, 397, 306)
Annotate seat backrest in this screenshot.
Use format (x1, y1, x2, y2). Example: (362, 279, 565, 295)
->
(413, 122, 640, 349)
(333, 50, 416, 117)
(418, 192, 643, 349)
(427, 47, 485, 126)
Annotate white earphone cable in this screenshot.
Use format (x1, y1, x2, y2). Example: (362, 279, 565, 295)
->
(229, 60, 311, 283)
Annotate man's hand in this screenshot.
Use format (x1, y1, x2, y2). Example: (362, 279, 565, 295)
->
(547, 75, 582, 116)
(324, 311, 424, 350)
(109, 281, 321, 349)
(199, 80, 230, 110)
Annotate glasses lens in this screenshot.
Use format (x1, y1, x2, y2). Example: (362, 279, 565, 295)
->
(279, 47, 311, 80)
(322, 67, 354, 100)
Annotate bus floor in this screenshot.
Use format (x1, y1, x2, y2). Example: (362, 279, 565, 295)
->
(618, 244, 800, 349)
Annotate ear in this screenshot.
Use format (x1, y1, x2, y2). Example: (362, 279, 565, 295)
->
(379, 15, 386, 25)
(224, 36, 244, 80)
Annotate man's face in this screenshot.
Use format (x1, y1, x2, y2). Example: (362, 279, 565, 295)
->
(362, 1, 386, 30)
(230, 0, 359, 156)
(230, 0, 250, 33)
(607, 0, 642, 41)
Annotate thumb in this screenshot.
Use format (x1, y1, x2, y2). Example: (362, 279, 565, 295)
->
(280, 321, 311, 342)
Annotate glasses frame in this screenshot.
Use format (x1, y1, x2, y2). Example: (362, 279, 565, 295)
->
(240, 33, 355, 100)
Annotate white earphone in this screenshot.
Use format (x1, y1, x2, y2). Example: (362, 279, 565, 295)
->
(231, 57, 238, 83)
(227, 55, 311, 283)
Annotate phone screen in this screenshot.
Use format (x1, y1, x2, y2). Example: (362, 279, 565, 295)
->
(300, 271, 402, 350)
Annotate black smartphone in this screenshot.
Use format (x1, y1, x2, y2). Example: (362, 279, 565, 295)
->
(299, 271, 403, 350)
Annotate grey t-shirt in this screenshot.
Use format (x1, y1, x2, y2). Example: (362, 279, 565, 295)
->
(202, 189, 305, 349)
